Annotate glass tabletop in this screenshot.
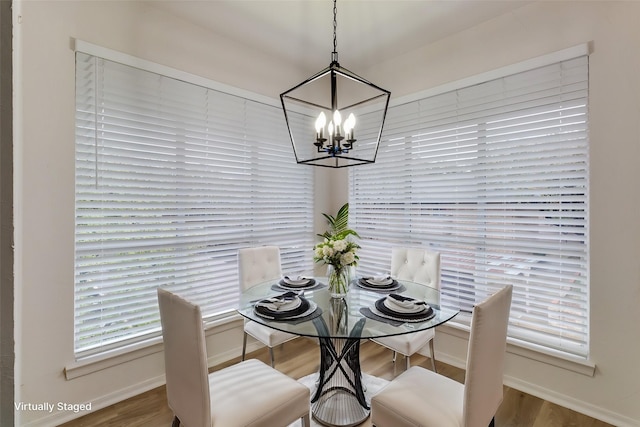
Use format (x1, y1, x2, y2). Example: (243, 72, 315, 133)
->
(237, 277, 459, 339)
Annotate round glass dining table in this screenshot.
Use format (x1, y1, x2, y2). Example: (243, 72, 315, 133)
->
(236, 277, 459, 427)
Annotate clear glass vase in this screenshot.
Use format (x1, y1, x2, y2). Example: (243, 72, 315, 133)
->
(327, 265, 350, 299)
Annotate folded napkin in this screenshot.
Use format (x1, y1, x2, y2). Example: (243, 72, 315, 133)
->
(363, 275, 393, 287)
(283, 275, 313, 286)
(255, 291, 301, 312)
(383, 293, 428, 314)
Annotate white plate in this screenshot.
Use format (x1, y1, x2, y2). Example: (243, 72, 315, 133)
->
(363, 277, 394, 287)
(283, 277, 312, 286)
(255, 297, 302, 312)
(254, 301, 318, 321)
(383, 296, 429, 314)
(370, 305, 435, 323)
(356, 281, 401, 292)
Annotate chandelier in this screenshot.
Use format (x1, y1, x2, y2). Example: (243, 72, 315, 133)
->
(280, 0, 391, 168)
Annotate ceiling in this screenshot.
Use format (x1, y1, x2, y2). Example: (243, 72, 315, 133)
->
(151, 0, 532, 74)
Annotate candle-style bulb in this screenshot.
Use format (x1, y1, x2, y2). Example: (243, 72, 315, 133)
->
(347, 113, 355, 128)
(316, 112, 326, 132)
(333, 110, 342, 126)
(344, 113, 355, 132)
(344, 113, 356, 140)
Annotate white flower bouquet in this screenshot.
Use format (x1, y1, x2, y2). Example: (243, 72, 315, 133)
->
(313, 237, 359, 270)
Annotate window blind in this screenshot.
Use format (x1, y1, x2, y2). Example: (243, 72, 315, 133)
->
(350, 55, 589, 358)
(75, 52, 314, 357)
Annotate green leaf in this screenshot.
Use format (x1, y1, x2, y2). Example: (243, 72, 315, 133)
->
(333, 229, 360, 240)
(331, 203, 350, 234)
(318, 203, 358, 241)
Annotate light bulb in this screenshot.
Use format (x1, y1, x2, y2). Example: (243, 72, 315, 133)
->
(315, 111, 326, 132)
(333, 110, 342, 126)
(344, 113, 355, 132)
(347, 113, 355, 128)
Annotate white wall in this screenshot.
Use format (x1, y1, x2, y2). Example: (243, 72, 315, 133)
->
(13, 1, 640, 426)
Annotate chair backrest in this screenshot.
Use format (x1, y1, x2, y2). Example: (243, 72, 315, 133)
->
(391, 247, 441, 293)
(463, 285, 513, 427)
(157, 288, 211, 427)
(238, 246, 282, 292)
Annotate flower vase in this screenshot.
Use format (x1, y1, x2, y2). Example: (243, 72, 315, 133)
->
(327, 265, 350, 299)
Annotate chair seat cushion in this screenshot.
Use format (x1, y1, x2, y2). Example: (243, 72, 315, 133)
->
(371, 328, 434, 356)
(209, 359, 309, 427)
(244, 320, 297, 347)
(371, 366, 463, 427)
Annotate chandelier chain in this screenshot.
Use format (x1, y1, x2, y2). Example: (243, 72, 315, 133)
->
(332, 0, 338, 61)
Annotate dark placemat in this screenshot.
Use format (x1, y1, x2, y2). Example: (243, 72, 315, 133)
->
(359, 307, 404, 327)
(258, 307, 323, 324)
(280, 277, 316, 286)
(353, 281, 406, 294)
(375, 297, 434, 320)
(271, 282, 326, 292)
(254, 297, 310, 319)
(286, 307, 323, 324)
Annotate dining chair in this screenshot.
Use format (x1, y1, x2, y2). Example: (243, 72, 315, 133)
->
(238, 245, 297, 367)
(371, 284, 513, 427)
(157, 288, 311, 427)
(370, 247, 441, 371)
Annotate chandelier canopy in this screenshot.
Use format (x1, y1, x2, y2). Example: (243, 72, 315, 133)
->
(280, 0, 391, 168)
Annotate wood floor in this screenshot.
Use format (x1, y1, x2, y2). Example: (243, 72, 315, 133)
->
(59, 338, 613, 427)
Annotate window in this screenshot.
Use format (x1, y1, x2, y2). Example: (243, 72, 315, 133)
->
(350, 51, 589, 358)
(74, 49, 314, 357)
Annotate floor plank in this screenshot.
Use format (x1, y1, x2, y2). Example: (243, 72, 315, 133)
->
(59, 338, 614, 427)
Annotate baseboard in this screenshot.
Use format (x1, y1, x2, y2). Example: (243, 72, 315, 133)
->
(432, 350, 466, 371)
(22, 340, 265, 427)
(504, 376, 639, 427)
(19, 375, 167, 427)
(435, 351, 637, 427)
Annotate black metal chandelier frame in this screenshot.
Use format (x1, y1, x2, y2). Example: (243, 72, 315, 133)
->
(280, 0, 390, 168)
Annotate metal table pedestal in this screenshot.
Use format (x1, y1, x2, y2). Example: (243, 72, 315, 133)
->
(311, 315, 367, 427)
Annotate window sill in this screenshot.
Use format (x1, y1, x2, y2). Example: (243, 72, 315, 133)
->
(65, 313, 244, 380)
(438, 321, 596, 377)
(64, 311, 596, 380)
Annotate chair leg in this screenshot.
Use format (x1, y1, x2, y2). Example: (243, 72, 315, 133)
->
(405, 354, 410, 370)
(171, 415, 180, 427)
(269, 346, 275, 367)
(429, 339, 437, 373)
(242, 332, 248, 361)
(302, 413, 311, 427)
(392, 350, 397, 363)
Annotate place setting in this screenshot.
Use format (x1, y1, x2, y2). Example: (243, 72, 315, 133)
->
(354, 275, 405, 293)
(273, 275, 326, 291)
(253, 290, 321, 323)
(360, 293, 435, 326)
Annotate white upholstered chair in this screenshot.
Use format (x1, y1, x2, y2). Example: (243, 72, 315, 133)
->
(371, 285, 513, 427)
(370, 247, 441, 371)
(238, 246, 296, 367)
(157, 288, 311, 427)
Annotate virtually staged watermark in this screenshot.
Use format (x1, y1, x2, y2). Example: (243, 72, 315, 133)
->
(15, 401, 92, 413)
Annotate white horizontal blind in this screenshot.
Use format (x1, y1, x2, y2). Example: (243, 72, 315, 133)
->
(350, 56, 589, 357)
(75, 52, 314, 356)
